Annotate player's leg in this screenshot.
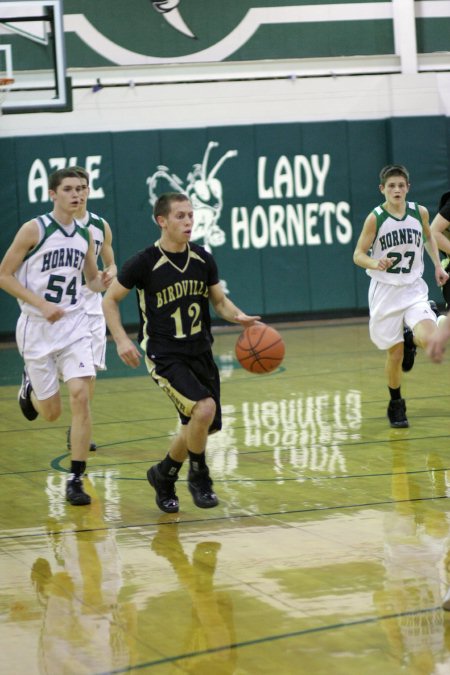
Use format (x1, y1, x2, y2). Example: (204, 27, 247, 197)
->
(16, 316, 62, 422)
(403, 279, 442, 359)
(187, 397, 216, 453)
(18, 356, 62, 422)
(150, 399, 219, 510)
(86, 313, 106, 452)
(66, 313, 105, 452)
(369, 282, 408, 427)
(185, 352, 221, 509)
(65, 376, 93, 506)
(385, 343, 408, 428)
(58, 335, 96, 506)
(410, 318, 439, 350)
(31, 391, 62, 421)
(146, 353, 220, 511)
(66, 374, 97, 452)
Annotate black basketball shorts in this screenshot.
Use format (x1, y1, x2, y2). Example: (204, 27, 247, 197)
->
(146, 349, 222, 433)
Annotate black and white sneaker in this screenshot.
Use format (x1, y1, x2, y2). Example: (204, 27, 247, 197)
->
(402, 328, 416, 373)
(18, 370, 38, 420)
(147, 465, 179, 513)
(188, 468, 219, 509)
(66, 477, 91, 506)
(429, 300, 447, 327)
(387, 399, 409, 428)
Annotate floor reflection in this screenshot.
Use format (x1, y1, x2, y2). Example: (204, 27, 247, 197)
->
(149, 518, 236, 673)
(374, 435, 450, 673)
(30, 478, 138, 674)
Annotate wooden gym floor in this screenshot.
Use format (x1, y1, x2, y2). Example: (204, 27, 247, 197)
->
(1, 318, 450, 674)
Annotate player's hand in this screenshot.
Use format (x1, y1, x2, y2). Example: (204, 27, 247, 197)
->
(426, 316, 450, 362)
(235, 313, 261, 328)
(375, 257, 393, 271)
(40, 301, 65, 323)
(436, 266, 449, 287)
(117, 337, 141, 368)
(426, 335, 446, 363)
(101, 269, 114, 289)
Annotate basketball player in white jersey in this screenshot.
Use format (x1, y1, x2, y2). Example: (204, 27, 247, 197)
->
(353, 165, 448, 428)
(0, 168, 111, 506)
(65, 166, 117, 453)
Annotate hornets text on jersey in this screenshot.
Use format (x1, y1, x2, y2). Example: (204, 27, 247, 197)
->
(367, 201, 426, 286)
(15, 213, 90, 317)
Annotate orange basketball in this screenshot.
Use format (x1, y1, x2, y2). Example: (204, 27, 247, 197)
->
(235, 324, 285, 374)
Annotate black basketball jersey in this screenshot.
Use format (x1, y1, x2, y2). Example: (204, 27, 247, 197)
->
(439, 191, 450, 221)
(118, 240, 219, 357)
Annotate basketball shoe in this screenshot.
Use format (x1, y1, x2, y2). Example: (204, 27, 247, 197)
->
(18, 369, 38, 420)
(66, 476, 91, 506)
(402, 328, 416, 372)
(147, 464, 179, 513)
(387, 398, 409, 428)
(429, 300, 447, 327)
(188, 467, 219, 509)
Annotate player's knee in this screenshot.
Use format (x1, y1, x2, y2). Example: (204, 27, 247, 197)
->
(388, 343, 403, 367)
(40, 401, 62, 422)
(68, 386, 90, 414)
(192, 398, 216, 426)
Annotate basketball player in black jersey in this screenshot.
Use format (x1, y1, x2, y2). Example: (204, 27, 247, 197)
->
(430, 190, 450, 309)
(103, 192, 260, 513)
(428, 191, 450, 363)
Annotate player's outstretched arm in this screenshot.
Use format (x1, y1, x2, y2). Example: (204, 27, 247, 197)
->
(209, 283, 260, 327)
(102, 279, 141, 368)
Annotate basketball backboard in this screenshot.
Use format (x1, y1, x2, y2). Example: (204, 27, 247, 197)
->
(0, 0, 71, 113)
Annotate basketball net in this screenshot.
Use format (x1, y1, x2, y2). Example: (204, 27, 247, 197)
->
(0, 77, 14, 115)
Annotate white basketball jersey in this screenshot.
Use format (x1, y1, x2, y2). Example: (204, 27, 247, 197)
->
(80, 212, 105, 316)
(15, 213, 90, 317)
(367, 201, 425, 286)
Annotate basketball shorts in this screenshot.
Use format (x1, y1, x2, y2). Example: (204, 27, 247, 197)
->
(88, 313, 107, 371)
(368, 277, 436, 350)
(16, 311, 96, 400)
(146, 349, 222, 433)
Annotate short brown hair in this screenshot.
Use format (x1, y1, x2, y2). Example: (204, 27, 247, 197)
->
(379, 164, 410, 185)
(70, 165, 90, 185)
(48, 168, 81, 192)
(153, 192, 190, 220)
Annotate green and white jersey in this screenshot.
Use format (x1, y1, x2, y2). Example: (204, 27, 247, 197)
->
(15, 212, 90, 317)
(80, 211, 106, 316)
(367, 201, 426, 286)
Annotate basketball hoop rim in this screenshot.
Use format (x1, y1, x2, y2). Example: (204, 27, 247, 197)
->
(0, 77, 14, 87)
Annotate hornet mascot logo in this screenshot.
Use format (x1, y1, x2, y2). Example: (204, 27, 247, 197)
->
(147, 141, 237, 252)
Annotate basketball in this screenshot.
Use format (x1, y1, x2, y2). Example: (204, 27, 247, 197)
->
(235, 324, 285, 374)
